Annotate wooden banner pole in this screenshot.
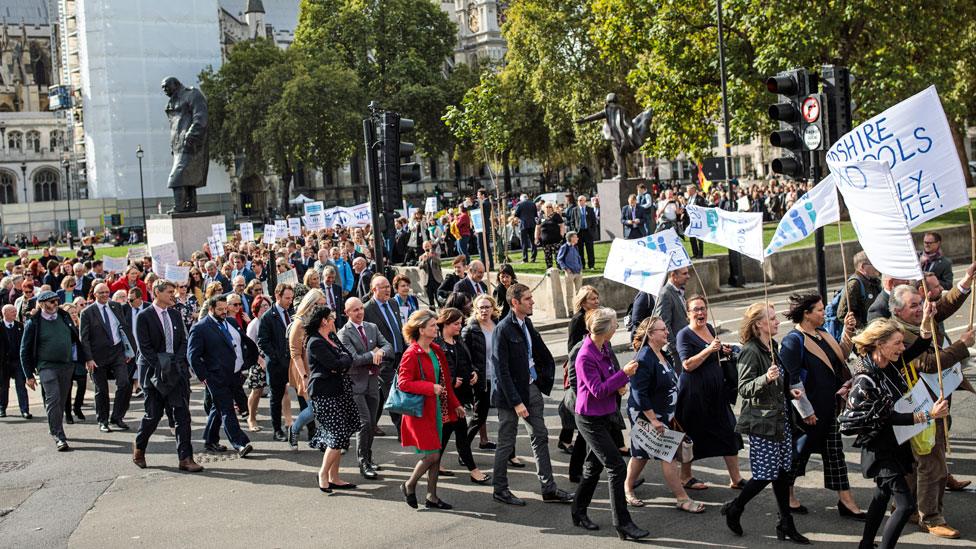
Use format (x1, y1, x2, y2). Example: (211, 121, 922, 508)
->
(929, 314, 951, 454)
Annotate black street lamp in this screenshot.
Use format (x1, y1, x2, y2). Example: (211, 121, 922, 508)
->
(136, 145, 146, 242)
(20, 162, 30, 245)
(63, 158, 73, 249)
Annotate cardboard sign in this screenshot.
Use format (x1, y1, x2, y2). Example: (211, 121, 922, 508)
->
(207, 236, 224, 258)
(630, 419, 684, 463)
(275, 220, 288, 238)
(288, 217, 302, 237)
(240, 222, 255, 242)
(304, 201, 324, 217)
(211, 222, 227, 242)
(149, 242, 179, 278)
(127, 245, 148, 259)
(262, 225, 277, 244)
(102, 255, 129, 273)
(425, 196, 438, 213)
(164, 264, 190, 284)
(277, 268, 298, 286)
(893, 381, 935, 444)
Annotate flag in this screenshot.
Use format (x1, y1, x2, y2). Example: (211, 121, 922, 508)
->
(764, 176, 840, 257)
(832, 160, 922, 279)
(685, 205, 764, 262)
(604, 239, 673, 295)
(634, 228, 693, 271)
(697, 163, 712, 194)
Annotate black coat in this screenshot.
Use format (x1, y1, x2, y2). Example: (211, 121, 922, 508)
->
(363, 298, 405, 364)
(79, 301, 134, 365)
(436, 335, 474, 405)
(257, 305, 291, 373)
(306, 333, 353, 398)
(461, 319, 489, 394)
(452, 277, 487, 299)
(0, 320, 24, 379)
(490, 312, 555, 408)
(134, 306, 188, 389)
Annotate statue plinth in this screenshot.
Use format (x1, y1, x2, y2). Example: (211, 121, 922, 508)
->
(147, 211, 224, 260)
(596, 177, 646, 241)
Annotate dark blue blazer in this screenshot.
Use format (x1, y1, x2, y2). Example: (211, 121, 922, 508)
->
(513, 199, 538, 230)
(621, 205, 646, 239)
(187, 315, 239, 386)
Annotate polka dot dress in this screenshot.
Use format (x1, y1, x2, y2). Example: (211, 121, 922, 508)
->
(309, 375, 362, 451)
(747, 398, 794, 481)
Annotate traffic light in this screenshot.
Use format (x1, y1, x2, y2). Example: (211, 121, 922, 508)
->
(766, 68, 811, 178)
(821, 64, 854, 146)
(375, 111, 420, 238)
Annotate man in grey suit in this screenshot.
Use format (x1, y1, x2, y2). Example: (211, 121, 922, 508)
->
(79, 283, 136, 433)
(337, 297, 392, 479)
(363, 275, 405, 437)
(652, 267, 690, 352)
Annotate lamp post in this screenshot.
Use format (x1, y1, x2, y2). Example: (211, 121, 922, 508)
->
(136, 145, 146, 242)
(21, 161, 30, 246)
(63, 158, 73, 249)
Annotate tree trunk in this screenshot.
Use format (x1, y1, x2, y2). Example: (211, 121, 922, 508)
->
(950, 121, 973, 187)
(502, 148, 512, 194)
(280, 162, 293, 217)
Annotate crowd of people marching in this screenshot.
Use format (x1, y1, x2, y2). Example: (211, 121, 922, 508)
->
(0, 187, 972, 548)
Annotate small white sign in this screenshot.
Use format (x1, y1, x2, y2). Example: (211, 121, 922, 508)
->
(262, 225, 277, 244)
(305, 213, 324, 231)
(211, 222, 227, 242)
(919, 364, 964, 399)
(470, 208, 484, 234)
(425, 196, 438, 213)
(893, 381, 935, 444)
(630, 419, 684, 463)
(207, 236, 224, 258)
(240, 222, 255, 242)
(149, 242, 179, 278)
(277, 268, 298, 286)
(275, 219, 288, 238)
(163, 264, 190, 284)
(102, 255, 129, 273)
(287, 217, 302, 237)
(127, 245, 148, 259)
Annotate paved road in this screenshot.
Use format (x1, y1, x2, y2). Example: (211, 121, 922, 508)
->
(2, 268, 976, 548)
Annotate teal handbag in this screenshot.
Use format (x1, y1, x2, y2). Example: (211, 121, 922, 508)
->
(384, 356, 426, 417)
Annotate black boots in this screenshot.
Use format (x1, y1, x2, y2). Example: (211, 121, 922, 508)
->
(776, 515, 811, 544)
(721, 499, 744, 536)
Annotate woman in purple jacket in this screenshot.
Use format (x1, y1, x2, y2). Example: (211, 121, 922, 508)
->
(570, 307, 645, 540)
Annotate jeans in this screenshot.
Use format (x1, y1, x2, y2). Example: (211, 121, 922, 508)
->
(292, 398, 315, 436)
(492, 383, 557, 495)
(456, 235, 471, 263)
(572, 412, 631, 527)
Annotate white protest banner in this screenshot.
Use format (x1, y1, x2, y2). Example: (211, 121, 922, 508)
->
(425, 196, 438, 213)
(287, 217, 302, 237)
(240, 222, 255, 242)
(149, 242, 179, 278)
(305, 213, 324, 231)
(102, 255, 129, 273)
(408, 207, 419, 219)
(211, 222, 227, 242)
(765, 176, 840, 256)
(277, 268, 298, 286)
(275, 219, 288, 237)
(685, 205, 764, 262)
(603, 239, 672, 295)
(630, 419, 684, 463)
(207, 236, 224, 258)
(163, 264, 190, 284)
(262, 225, 277, 244)
(826, 86, 969, 227)
(893, 380, 935, 444)
(831, 160, 923, 279)
(470, 208, 484, 233)
(303, 200, 324, 218)
(326, 202, 372, 228)
(920, 364, 964, 399)
(635, 228, 692, 271)
(127, 245, 148, 260)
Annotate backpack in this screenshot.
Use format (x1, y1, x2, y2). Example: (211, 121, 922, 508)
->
(823, 276, 867, 340)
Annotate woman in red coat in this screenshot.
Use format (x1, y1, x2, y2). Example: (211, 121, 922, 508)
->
(398, 309, 464, 511)
(108, 265, 149, 301)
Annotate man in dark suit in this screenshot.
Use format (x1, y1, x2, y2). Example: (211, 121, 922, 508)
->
(490, 283, 572, 506)
(363, 275, 405, 437)
(229, 253, 256, 284)
(187, 295, 254, 458)
(132, 280, 202, 472)
(652, 267, 689, 352)
(73, 263, 93, 299)
(293, 246, 316, 281)
(0, 304, 30, 418)
(351, 257, 373, 300)
(453, 260, 488, 298)
(322, 266, 345, 328)
(476, 188, 495, 271)
(566, 195, 598, 269)
(628, 290, 655, 338)
(122, 287, 150, 333)
(79, 283, 135, 433)
(257, 282, 295, 441)
(621, 193, 646, 239)
(204, 261, 231, 293)
(867, 274, 910, 322)
(338, 297, 392, 479)
(513, 194, 538, 262)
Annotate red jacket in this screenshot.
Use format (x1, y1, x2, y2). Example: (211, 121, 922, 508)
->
(109, 277, 149, 302)
(398, 342, 461, 451)
(455, 212, 472, 237)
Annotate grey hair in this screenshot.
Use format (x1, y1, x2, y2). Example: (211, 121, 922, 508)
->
(889, 284, 917, 313)
(586, 307, 618, 337)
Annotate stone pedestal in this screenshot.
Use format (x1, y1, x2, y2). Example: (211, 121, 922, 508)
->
(597, 177, 645, 241)
(147, 211, 224, 260)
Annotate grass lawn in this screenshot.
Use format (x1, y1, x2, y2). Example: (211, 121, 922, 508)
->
(465, 199, 976, 276)
(22, 245, 136, 263)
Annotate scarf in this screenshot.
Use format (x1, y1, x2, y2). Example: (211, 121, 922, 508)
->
(920, 248, 942, 269)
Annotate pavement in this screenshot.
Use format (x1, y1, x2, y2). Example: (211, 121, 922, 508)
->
(3, 267, 976, 548)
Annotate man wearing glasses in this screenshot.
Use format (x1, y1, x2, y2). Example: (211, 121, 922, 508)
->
(79, 283, 136, 433)
(920, 232, 953, 291)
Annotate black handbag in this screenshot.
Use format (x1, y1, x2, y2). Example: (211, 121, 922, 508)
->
(719, 350, 739, 407)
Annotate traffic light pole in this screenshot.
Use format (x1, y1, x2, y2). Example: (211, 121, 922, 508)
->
(811, 152, 828, 301)
(363, 116, 386, 276)
(715, 0, 744, 287)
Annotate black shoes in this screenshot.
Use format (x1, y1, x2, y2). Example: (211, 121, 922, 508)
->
(74, 409, 85, 421)
(838, 500, 867, 521)
(328, 482, 357, 490)
(425, 498, 453, 510)
(112, 420, 130, 431)
(273, 430, 287, 442)
(557, 441, 574, 454)
(64, 414, 74, 425)
(470, 473, 492, 485)
(493, 490, 526, 506)
(205, 442, 228, 453)
(238, 444, 253, 458)
(0, 410, 5, 418)
(615, 522, 650, 541)
(21, 411, 32, 419)
(478, 441, 497, 450)
(542, 489, 574, 504)
(721, 500, 744, 536)
(790, 504, 809, 514)
(401, 482, 418, 508)
(99, 422, 112, 433)
(287, 426, 299, 449)
(56, 439, 71, 452)
(508, 458, 526, 468)
(777, 517, 811, 544)
(360, 461, 378, 479)
(571, 512, 599, 530)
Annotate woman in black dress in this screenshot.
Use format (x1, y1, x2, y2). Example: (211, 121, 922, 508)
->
(536, 202, 565, 269)
(674, 295, 744, 490)
(493, 264, 516, 319)
(305, 305, 361, 493)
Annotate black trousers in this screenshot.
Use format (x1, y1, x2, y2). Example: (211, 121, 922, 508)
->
(65, 370, 87, 415)
(465, 384, 490, 445)
(576, 233, 595, 269)
(424, 282, 440, 310)
(861, 474, 916, 549)
(134, 384, 193, 460)
(690, 237, 704, 258)
(519, 228, 537, 261)
(441, 416, 477, 471)
(91, 358, 131, 423)
(266, 365, 288, 432)
(202, 373, 248, 416)
(572, 413, 632, 527)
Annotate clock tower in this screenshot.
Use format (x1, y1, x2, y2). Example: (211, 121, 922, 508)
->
(450, 0, 508, 66)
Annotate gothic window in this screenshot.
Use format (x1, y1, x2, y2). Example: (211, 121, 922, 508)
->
(8, 131, 22, 152)
(25, 131, 41, 153)
(0, 170, 15, 204)
(33, 168, 60, 202)
(49, 130, 61, 151)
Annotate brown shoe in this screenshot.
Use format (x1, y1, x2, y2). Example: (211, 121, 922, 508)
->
(132, 444, 147, 469)
(946, 474, 971, 491)
(921, 523, 960, 539)
(178, 457, 203, 473)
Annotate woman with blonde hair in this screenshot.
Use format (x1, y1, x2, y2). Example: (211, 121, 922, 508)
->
(721, 303, 807, 542)
(461, 294, 500, 453)
(843, 316, 945, 549)
(286, 288, 326, 448)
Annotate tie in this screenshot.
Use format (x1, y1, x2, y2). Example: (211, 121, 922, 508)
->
(631, 207, 636, 221)
(102, 305, 116, 345)
(522, 321, 537, 383)
(327, 288, 335, 310)
(283, 308, 291, 326)
(382, 302, 399, 353)
(357, 325, 368, 348)
(219, 320, 233, 345)
(473, 280, 481, 295)
(162, 310, 174, 353)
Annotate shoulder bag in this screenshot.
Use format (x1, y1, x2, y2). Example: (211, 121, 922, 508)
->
(384, 356, 427, 417)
